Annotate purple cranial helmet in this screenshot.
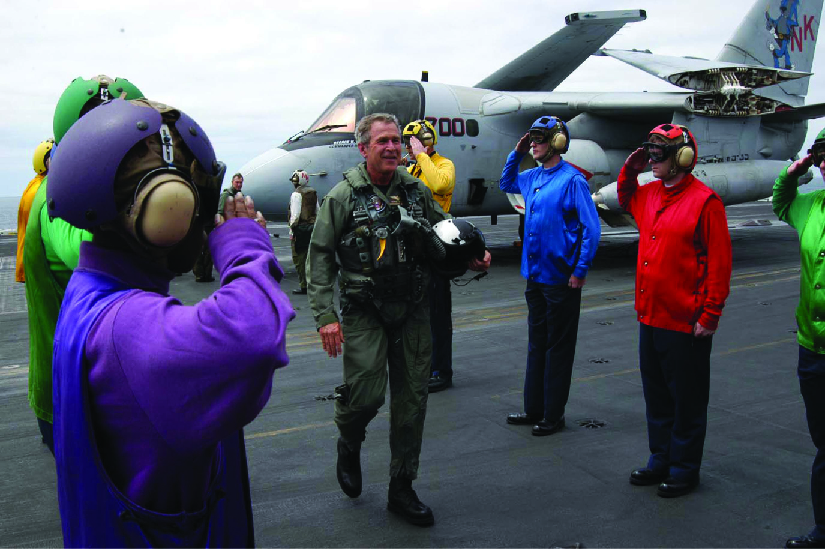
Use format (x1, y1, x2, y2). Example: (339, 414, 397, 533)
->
(47, 98, 224, 231)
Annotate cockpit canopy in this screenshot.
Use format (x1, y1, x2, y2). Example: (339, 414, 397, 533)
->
(283, 80, 423, 150)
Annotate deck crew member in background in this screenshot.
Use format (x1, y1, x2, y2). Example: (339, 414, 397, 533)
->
(403, 119, 457, 392)
(219, 172, 244, 212)
(16, 139, 53, 282)
(24, 75, 143, 455)
(773, 128, 825, 549)
(307, 113, 489, 527)
(500, 116, 601, 437)
(48, 97, 294, 546)
(195, 172, 244, 282)
(288, 169, 318, 295)
(619, 123, 731, 499)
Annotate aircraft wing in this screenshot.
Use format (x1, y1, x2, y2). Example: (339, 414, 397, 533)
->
(762, 101, 825, 123)
(599, 49, 811, 91)
(474, 10, 646, 92)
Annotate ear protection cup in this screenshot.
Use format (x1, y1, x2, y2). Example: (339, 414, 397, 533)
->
(551, 131, 567, 153)
(675, 146, 695, 169)
(124, 171, 199, 248)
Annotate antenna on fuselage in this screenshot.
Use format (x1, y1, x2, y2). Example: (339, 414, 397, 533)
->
(421, 71, 428, 82)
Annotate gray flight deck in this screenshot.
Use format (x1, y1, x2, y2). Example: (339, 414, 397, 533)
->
(0, 202, 817, 547)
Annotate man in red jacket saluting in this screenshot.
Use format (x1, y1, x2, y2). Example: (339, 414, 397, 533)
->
(618, 123, 732, 498)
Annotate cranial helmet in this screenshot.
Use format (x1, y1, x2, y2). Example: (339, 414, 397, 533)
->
(53, 75, 143, 144)
(403, 119, 437, 147)
(430, 218, 486, 278)
(529, 116, 570, 154)
(32, 138, 54, 175)
(290, 169, 310, 187)
(48, 98, 226, 273)
(646, 123, 698, 171)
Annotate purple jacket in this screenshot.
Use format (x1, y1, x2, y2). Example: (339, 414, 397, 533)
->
(59, 218, 294, 517)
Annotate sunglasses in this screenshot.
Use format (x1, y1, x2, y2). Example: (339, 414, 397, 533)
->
(809, 145, 825, 166)
(529, 131, 549, 144)
(642, 141, 673, 163)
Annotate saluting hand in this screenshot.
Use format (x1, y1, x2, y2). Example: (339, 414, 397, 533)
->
(409, 136, 427, 157)
(788, 153, 815, 176)
(215, 193, 267, 229)
(515, 132, 531, 155)
(320, 322, 345, 358)
(624, 148, 648, 172)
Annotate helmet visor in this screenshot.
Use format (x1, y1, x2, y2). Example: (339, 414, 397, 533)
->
(529, 130, 549, 145)
(643, 141, 672, 163)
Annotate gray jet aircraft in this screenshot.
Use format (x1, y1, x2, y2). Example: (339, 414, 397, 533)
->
(239, 0, 825, 228)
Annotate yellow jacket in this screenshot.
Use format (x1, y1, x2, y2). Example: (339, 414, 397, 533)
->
(408, 151, 455, 213)
(15, 174, 45, 282)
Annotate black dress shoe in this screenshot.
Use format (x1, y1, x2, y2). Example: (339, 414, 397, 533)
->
(292, 287, 308, 295)
(532, 416, 565, 436)
(387, 477, 434, 526)
(629, 468, 669, 486)
(657, 476, 698, 498)
(428, 375, 452, 393)
(506, 412, 541, 425)
(336, 438, 362, 498)
(786, 535, 825, 548)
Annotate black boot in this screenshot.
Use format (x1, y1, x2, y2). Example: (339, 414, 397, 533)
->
(336, 438, 362, 498)
(387, 476, 434, 526)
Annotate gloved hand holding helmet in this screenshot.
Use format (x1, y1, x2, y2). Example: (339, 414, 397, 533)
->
(430, 218, 487, 279)
(47, 98, 226, 274)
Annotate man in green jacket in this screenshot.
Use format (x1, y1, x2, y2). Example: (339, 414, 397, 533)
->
(308, 113, 489, 527)
(24, 75, 143, 454)
(773, 128, 825, 549)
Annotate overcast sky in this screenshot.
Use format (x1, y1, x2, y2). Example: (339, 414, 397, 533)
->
(2, 0, 824, 198)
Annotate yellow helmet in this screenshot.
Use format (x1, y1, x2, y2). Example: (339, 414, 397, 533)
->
(403, 119, 437, 147)
(33, 138, 55, 175)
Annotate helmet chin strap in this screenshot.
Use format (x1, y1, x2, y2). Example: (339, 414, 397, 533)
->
(535, 146, 557, 164)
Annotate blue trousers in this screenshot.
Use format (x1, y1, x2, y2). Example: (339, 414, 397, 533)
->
(798, 345, 825, 540)
(429, 274, 453, 379)
(639, 324, 711, 482)
(523, 281, 582, 422)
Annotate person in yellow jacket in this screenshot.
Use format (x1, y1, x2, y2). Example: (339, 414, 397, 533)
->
(16, 139, 54, 282)
(403, 119, 457, 392)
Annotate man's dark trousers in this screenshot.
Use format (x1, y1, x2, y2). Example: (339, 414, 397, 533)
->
(524, 281, 581, 422)
(429, 274, 452, 380)
(799, 345, 825, 541)
(639, 324, 712, 482)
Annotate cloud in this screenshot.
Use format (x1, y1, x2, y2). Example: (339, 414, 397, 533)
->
(2, 0, 824, 200)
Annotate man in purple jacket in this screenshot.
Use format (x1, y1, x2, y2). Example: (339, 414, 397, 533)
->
(47, 97, 295, 547)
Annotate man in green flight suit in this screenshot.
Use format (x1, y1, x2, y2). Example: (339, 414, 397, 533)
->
(307, 113, 490, 527)
(24, 75, 143, 454)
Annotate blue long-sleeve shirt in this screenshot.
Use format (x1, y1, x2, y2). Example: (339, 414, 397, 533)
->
(500, 151, 601, 284)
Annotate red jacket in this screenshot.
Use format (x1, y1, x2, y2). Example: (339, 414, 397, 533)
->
(618, 166, 732, 333)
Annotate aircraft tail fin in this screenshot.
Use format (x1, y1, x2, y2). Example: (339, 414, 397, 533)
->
(716, 0, 822, 98)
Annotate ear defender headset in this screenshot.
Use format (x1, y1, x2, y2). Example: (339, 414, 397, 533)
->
(645, 123, 698, 172)
(403, 120, 437, 147)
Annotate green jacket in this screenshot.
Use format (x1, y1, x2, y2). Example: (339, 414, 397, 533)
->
(307, 163, 447, 329)
(23, 178, 93, 422)
(773, 165, 825, 353)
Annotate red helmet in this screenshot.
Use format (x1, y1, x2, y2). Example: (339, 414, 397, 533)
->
(646, 123, 698, 170)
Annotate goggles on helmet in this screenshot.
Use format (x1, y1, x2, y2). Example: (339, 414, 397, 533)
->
(642, 141, 674, 163)
(529, 130, 550, 145)
(809, 142, 825, 167)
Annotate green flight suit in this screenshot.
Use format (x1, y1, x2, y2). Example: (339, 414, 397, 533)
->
(24, 178, 93, 423)
(307, 163, 447, 479)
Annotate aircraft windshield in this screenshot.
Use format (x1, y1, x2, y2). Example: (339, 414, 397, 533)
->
(307, 96, 357, 133)
(359, 81, 422, 126)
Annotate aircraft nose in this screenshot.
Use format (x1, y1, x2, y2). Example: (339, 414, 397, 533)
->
(238, 147, 311, 221)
